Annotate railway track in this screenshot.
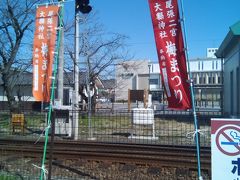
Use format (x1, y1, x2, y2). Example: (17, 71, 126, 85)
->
(0, 138, 211, 171)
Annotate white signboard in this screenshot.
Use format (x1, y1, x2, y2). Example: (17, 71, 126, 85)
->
(211, 118, 240, 180)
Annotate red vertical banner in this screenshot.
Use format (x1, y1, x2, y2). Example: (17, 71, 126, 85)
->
(32, 5, 60, 102)
(148, 0, 192, 109)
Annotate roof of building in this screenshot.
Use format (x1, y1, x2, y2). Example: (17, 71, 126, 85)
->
(0, 71, 32, 85)
(0, 71, 103, 88)
(189, 57, 221, 61)
(230, 21, 240, 35)
(101, 79, 115, 89)
(216, 20, 240, 58)
(64, 72, 87, 85)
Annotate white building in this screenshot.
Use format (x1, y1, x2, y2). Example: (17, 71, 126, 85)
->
(216, 20, 240, 116)
(189, 57, 223, 108)
(115, 53, 223, 109)
(207, 48, 218, 58)
(115, 60, 150, 102)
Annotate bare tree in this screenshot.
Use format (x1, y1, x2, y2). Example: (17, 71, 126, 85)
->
(0, 0, 41, 112)
(64, 12, 131, 111)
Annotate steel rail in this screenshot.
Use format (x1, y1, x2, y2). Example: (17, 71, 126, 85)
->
(0, 138, 211, 171)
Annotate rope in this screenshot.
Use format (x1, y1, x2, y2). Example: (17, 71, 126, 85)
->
(34, 123, 51, 144)
(186, 129, 208, 140)
(33, 164, 48, 180)
(39, 3, 64, 180)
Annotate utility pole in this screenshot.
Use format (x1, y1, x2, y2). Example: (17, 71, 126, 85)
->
(73, 4, 80, 140)
(73, 0, 92, 140)
(148, 61, 151, 93)
(57, 0, 64, 105)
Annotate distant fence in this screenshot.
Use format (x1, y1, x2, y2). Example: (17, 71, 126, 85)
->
(0, 108, 224, 147)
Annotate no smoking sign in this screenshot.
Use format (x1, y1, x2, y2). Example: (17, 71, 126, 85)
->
(211, 118, 240, 180)
(216, 125, 240, 156)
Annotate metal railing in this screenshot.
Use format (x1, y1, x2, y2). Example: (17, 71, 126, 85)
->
(0, 108, 222, 147)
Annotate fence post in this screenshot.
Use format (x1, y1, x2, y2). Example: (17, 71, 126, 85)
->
(128, 89, 131, 112)
(197, 112, 201, 153)
(48, 111, 55, 180)
(130, 110, 133, 137)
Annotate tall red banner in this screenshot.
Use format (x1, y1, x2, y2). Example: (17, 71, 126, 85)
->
(148, 0, 192, 109)
(32, 5, 59, 102)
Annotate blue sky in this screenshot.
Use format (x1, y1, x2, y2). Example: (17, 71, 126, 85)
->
(65, 0, 240, 62)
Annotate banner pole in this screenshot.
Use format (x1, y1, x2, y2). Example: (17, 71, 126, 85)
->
(39, 4, 64, 180)
(178, 0, 202, 179)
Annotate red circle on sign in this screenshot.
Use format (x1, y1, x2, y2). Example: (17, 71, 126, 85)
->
(215, 125, 240, 156)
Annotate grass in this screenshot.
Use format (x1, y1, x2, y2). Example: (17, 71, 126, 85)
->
(0, 112, 45, 128)
(0, 114, 10, 128)
(25, 114, 45, 127)
(80, 115, 131, 128)
(0, 174, 17, 180)
(0, 111, 211, 146)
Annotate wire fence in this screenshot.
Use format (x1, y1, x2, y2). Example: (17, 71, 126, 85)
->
(0, 108, 222, 146)
(0, 108, 219, 179)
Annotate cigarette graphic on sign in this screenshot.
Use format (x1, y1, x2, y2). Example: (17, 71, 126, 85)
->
(221, 131, 240, 146)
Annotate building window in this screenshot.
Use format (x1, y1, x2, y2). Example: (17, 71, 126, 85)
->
(193, 78, 197, 84)
(149, 79, 158, 85)
(212, 76, 215, 84)
(63, 89, 70, 105)
(218, 76, 221, 84)
(198, 62, 200, 70)
(230, 71, 233, 115)
(202, 61, 204, 70)
(237, 67, 239, 115)
(208, 76, 212, 84)
(216, 61, 218, 69)
(151, 91, 162, 102)
(121, 73, 133, 79)
(202, 77, 206, 84)
(199, 77, 202, 84)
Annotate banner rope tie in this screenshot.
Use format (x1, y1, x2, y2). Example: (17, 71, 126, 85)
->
(186, 129, 208, 140)
(34, 123, 51, 144)
(33, 164, 48, 180)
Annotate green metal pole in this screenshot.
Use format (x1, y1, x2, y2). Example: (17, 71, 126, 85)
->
(178, 0, 202, 179)
(40, 2, 64, 180)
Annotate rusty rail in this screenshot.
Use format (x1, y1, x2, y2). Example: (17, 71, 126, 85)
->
(0, 138, 211, 171)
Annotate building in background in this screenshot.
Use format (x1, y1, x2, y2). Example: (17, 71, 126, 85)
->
(114, 60, 164, 104)
(98, 79, 115, 102)
(115, 49, 223, 110)
(189, 55, 223, 109)
(147, 63, 163, 103)
(115, 60, 150, 102)
(207, 48, 218, 58)
(216, 20, 240, 117)
(0, 72, 104, 111)
(115, 60, 163, 103)
(0, 72, 35, 110)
